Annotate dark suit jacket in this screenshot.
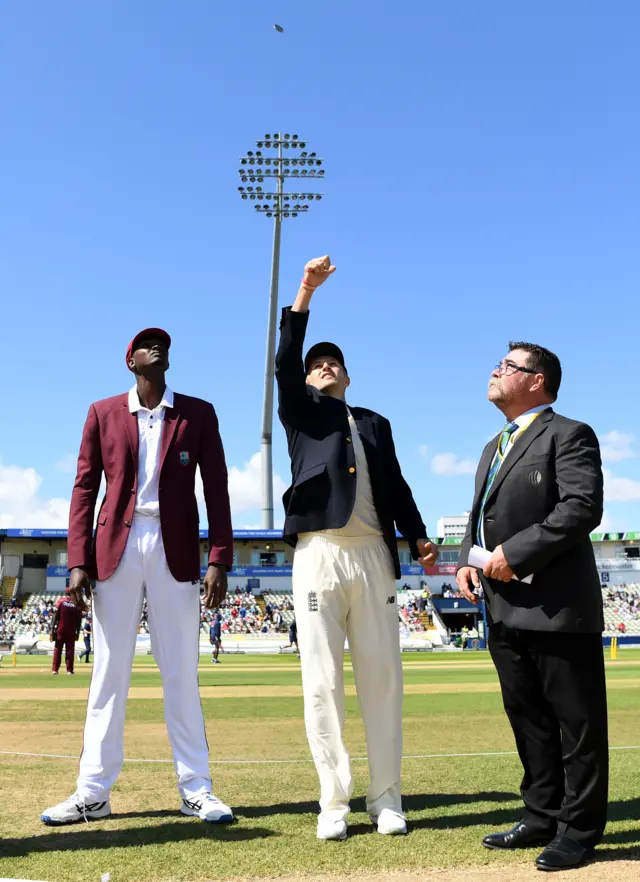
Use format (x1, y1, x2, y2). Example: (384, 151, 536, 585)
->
(458, 408, 604, 633)
(275, 307, 427, 579)
(68, 391, 233, 583)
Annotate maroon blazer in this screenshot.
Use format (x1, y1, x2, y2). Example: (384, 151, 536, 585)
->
(68, 391, 233, 582)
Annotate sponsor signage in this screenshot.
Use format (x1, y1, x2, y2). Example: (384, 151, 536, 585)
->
(422, 564, 458, 576)
(200, 563, 436, 579)
(596, 559, 640, 571)
(4, 528, 69, 538)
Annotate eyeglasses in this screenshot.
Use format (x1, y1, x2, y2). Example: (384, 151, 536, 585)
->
(494, 360, 538, 376)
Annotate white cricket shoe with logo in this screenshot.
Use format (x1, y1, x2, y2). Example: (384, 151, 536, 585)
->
(41, 792, 111, 825)
(181, 791, 233, 823)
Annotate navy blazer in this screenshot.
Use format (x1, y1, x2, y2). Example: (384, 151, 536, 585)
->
(458, 409, 604, 633)
(275, 307, 427, 579)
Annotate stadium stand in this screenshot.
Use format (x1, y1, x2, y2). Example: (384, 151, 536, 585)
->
(1, 575, 17, 603)
(1, 590, 444, 649)
(0, 593, 62, 640)
(261, 592, 295, 626)
(199, 589, 288, 636)
(602, 584, 640, 636)
(4, 587, 639, 654)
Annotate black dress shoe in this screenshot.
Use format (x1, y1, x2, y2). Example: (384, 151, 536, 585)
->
(483, 820, 555, 850)
(535, 836, 593, 871)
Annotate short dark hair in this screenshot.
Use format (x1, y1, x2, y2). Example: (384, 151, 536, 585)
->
(508, 341, 562, 400)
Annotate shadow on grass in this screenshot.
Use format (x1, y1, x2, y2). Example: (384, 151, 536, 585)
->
(607, 796, 640, 824)
(0, 820, 276, 858)
(233, 790, 520, 820)
(2, 795, 638, 860)
(599, 796, 640, 853)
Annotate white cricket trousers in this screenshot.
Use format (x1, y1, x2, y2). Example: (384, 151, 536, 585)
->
(293, 533, 403, 823)
(77, 516, 211, 801)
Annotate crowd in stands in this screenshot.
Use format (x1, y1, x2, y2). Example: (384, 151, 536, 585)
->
(2, 586, 435, 643)
(602, 583, 640, 634)
(397, 589, 432, 634)
(199, 587, 294, 636)
(442, 583, 464, 598)
(1, 586, 298, 643)
(0, 596, 57, 642)
(5, 582, 640, 647)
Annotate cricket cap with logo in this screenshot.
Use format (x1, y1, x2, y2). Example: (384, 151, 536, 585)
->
(125, 328, 172, 370)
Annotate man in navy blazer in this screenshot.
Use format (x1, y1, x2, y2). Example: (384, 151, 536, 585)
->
(276, 256, 437, 841)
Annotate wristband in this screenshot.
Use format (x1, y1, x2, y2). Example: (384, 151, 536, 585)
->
(301, 278, 318, 289)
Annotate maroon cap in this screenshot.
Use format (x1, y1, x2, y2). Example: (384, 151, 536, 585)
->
(125, 328, 171, 369)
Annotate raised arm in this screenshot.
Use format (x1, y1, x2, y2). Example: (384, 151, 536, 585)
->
(275, 256, 336, 426)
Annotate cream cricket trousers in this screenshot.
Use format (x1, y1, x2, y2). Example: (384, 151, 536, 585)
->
(293, 533, 403, 822)
(77, 516, 211, 801)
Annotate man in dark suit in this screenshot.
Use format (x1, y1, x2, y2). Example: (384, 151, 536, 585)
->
(456, 342, 607, 871)
(276, 256, 438, 841)
(42, 328, 234, 826)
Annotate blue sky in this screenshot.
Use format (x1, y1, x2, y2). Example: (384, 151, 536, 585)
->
(1, 0, 639, 534)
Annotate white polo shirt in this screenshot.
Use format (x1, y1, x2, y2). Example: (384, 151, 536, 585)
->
(128, 385, 174, 517)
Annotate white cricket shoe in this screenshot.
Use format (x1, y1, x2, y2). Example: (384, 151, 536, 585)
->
(181, 791, 233, 823)
(317, 816, 348, 841)
(371, 808, 407, 835)
(41, 792, 111, 825)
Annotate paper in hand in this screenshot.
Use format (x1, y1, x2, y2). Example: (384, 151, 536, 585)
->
(468, 545, 533, 585)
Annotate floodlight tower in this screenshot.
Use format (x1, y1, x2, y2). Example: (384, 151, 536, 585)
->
(238, 133, 324, 529)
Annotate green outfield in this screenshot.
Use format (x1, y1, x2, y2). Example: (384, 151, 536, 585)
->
(0, 650, 639, 882)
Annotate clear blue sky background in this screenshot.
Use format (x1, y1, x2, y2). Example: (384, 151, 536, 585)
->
(1, 0, 639, 533)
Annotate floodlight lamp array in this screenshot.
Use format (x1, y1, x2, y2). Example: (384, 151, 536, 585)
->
(238, 134, 325, 219)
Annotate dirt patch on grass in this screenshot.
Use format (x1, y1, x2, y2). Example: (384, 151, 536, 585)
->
(5, 679, 640, 702)
(236, 862, 639, 882)
(3, 658, 636, 677)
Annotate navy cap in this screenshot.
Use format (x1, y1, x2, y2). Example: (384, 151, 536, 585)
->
(304, 342, 347, 375)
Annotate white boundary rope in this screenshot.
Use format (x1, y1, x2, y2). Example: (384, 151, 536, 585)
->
(1, 745, 640, 765)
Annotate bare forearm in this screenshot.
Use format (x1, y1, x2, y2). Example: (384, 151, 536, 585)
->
(291, 255, 336, 310)
(291, 283, 315, 313)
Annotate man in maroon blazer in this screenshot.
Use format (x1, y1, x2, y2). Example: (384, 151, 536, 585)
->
(41, 328, 234, 826)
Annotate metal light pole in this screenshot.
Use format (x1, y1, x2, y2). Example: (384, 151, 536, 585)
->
(238, 133, 324, 528)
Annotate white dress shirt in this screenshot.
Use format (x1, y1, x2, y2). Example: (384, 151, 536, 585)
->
(128, 385, 174, 518)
